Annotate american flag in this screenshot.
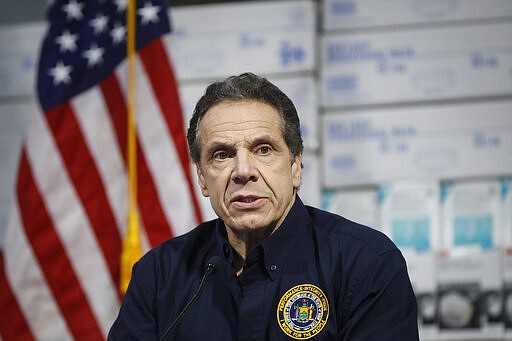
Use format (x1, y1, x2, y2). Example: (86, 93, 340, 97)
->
(0, 0, 202, 339)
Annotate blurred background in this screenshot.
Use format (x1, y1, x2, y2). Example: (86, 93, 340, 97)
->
(1, 0, 511, 340)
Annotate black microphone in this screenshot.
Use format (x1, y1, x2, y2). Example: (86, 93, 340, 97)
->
(160, 256, 223, 341)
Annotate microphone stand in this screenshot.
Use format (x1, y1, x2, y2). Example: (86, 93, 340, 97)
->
(159, 258, 219, 341)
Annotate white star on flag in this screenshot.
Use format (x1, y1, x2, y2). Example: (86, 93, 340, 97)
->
(83, 44, 105, 67)
(55, 29, 79, 52)
(138, 2, 160, 25)
(48, 61, 73, 84)
(115, 0, 128, 13)
(110, 22, 126, 44)
(62, 0, 84, 21)
(90, 14, 109, 35)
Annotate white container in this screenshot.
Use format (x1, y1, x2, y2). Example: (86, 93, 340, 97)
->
(322, 100, 512, 187)
(0, 22, 45, 98)
(320, 22, 512, 107)
(321, 187, 379, 230)
(299, 151, 321, 208)
(435, 250, 504, 339)
(503, 178, 512, 249)
(441, 180, 502, 251)
(167, 0, 316, 81)
(322, 0, 512, 31)
(379, 179, 440, 252)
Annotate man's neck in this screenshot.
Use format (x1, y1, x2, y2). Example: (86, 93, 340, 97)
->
(225, 224, 276, 277)
(224, 194, 297, 276)
(226, 225, 273, 259)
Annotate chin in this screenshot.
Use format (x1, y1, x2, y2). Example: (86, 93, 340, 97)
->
(229, 217, 271, 231)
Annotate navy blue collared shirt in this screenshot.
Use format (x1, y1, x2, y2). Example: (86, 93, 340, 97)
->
(109, 197, 418, 340)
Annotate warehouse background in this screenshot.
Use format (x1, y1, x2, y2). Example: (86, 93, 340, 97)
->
(1, 0, 511, 340)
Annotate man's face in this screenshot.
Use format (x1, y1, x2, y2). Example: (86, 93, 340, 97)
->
(195, 100, 302, 235)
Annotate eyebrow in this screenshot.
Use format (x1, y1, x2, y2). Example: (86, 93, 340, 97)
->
(203, 134, 283, 157)
(203, 141, 233, 158)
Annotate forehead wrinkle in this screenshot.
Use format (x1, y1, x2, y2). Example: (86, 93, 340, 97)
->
(202, 101, 281, 128)
(200, 118, 280, 144)
(208, 116, 276, 131)
(204, 132, 281, 151)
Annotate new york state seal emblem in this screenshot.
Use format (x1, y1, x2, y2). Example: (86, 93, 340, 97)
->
(276, 284, 329, 339)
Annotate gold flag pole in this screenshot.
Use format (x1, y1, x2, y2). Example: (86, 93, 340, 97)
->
(120, 0, 142, 294)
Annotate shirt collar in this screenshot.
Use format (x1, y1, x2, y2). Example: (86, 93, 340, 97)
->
(215, 220, 233, 267)
(214, 196, 311, 281)
(261, 196, 311, 280)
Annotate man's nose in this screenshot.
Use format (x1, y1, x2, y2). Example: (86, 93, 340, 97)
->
(232, 151, 258, 184)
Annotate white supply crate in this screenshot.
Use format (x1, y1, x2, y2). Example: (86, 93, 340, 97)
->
(0, 22, 45, 98)
(322, 101, 512, 187)
(322, 0, 512, 31)
(321, 22, 512, 107)
(167, 0, 316, 81)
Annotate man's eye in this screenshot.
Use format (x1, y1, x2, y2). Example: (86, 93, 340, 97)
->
(258, 146, 271, 154)
(213, 151, 229, 160)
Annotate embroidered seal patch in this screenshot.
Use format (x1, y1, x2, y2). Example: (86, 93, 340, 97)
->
(277, 284, 329, 339)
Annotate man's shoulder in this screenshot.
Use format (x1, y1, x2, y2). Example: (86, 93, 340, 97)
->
(162, 219, 217, 248)
(139, 219, 218, 266)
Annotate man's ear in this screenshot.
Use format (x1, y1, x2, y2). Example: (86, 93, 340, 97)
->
(195, 163, 209, 197)
(292, 153, 302, 189)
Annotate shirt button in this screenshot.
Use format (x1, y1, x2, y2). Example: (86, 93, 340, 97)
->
(270, 264, 278, 271)
(223, 245, 230, 255)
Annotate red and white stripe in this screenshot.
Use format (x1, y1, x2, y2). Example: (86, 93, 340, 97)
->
(0, 38, 202, 340)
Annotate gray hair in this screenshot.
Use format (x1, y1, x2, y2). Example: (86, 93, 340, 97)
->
(187, 72, 303, 164)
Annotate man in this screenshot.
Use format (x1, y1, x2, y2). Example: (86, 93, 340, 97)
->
(109, 73, 419, 340)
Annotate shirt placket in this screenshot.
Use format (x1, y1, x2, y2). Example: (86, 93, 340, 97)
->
(238, 249, 268, 341)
